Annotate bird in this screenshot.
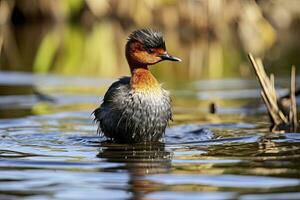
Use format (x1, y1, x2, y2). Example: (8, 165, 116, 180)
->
(94, 29, 181, 143)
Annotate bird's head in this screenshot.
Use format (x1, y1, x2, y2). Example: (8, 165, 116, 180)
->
(125, 29, 181, 70)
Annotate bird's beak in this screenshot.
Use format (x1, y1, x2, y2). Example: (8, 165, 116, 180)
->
(159, 53, 181, 62)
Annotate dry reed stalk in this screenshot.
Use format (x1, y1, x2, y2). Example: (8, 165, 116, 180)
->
(248, 53, 297, 131)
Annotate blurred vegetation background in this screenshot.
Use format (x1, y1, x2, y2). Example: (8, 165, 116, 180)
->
(0, 0, 300, 82)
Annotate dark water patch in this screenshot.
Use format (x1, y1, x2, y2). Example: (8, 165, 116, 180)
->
(0, 159, 124, 171)
(0, 150, 39, 158)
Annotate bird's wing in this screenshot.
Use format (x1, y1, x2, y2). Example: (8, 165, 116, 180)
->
(93, 77, 130, 120)
(102, 76, 130, 104)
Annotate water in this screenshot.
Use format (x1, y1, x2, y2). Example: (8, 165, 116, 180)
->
(0, 71, 300, 200)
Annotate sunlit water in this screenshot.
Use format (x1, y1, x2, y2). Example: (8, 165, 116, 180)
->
(1, 71, 300, 200)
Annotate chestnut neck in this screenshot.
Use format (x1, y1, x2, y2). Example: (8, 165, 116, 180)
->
(130, 68, 159, 92)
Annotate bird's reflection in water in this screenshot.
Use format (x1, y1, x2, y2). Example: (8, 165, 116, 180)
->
(97, 142, 172, 199)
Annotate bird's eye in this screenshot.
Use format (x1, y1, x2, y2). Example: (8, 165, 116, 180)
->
(147, 49, 155, 54)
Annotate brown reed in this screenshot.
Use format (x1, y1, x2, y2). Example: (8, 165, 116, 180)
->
(248, 53, 297, 132)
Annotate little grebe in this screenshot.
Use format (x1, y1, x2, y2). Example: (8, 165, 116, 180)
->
(94, 29, 181, 143)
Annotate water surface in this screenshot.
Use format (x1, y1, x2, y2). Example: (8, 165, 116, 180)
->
(0, 71, 300, 200)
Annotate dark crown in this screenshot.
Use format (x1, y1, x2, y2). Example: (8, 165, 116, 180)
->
(128, 29, 166, 49)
